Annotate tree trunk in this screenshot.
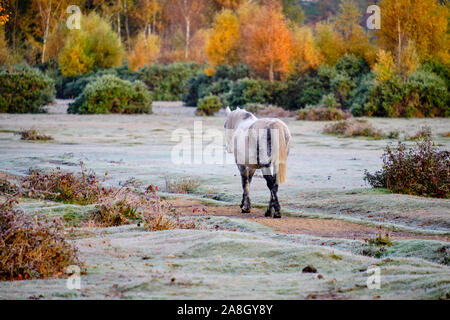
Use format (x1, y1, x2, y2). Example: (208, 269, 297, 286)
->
(396, 17, 402, 67)
(41, 2, 52, 63)
(117, 12, 121, 46)
(185, 17, 190, 60)
(269, 60, 274, 83)
(125, 2, 130, 50)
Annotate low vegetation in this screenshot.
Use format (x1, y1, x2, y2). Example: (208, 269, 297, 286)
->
(3, 165, 198, 231)
(68, 75, 152, 114)
(165, 176, 200, 194)
(196, 94, 222, 116)
(323, 119, 384, 139)
(296, 107, 352, 121)
(17, 129, 53, 141)
(364, 133, 449, 198)
(0, 64, 55, 113)
(0, 197, 79, 281)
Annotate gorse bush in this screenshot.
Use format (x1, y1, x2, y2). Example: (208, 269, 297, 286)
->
(196, 94, 222, 116)
(68, 75, 152, 114)
(0, 197, 79, 281)
(138, 62, 202, 101)
(365, 132, 449, 198)
(182, 64, 250, 106)
(354, 69, 449, 117)
(0, 64, 55, 113)
(52, 64, 138, 99)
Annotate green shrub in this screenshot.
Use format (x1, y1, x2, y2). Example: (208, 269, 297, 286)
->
(404, 70, 449, 117)
(361, 70, 449, 118)
(229, 78, 269, 108)
(182, 64, 249, 107)
(196, 94, 222, 116)
(335, 54, 370, 80)
(0, 64, 55, 113)
(350, 73, 375, 116)
(364, 134, 449, 198)
(68, 75, 152, 114)
(138, 62, 202, 101)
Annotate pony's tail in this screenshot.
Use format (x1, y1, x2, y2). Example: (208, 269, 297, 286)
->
(270, 122, 288, 184)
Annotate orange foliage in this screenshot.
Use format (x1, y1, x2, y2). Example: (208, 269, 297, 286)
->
(241, 3, 294, 81)
(128, 32, 161, 71)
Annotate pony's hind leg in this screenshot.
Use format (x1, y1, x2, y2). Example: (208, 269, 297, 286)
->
(238, 165, 254, 213)
(262, 167, 281, 218)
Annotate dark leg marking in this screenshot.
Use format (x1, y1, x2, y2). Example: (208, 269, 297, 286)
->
(238, 165, 251, 213)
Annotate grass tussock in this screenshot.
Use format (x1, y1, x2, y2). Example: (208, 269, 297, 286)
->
(364, 134, 449, 198)
(17, 129, 53, 141)
(22, 163, 108, 205)
(0, 197, 79, 281)
(257, 106, 296, 118)
(323, 119, 385, 139)
(296, 107, 352, 121)
(406, 126, 433, 141)
(165, 176, 200, 194)
(3, 164, 199, 231)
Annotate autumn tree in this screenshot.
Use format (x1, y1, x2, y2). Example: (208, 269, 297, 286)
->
(377, 0, 449, 65)
(58, 13, 124, 76)
(315, 21, 344, 65)
(129, 0, 161, 37)
(0, 1, 8, 25)
(281, 0, 304, 26)
(212, 0, 244, 10)
(373, 49, 395, 82)
(29, 0, 78, 63)
(291, 26, 322, 73)
(334, 0, 375, 64)
(128, 31, 160, 70)
(168, 0, 206, 60)
(241, 3, 294, 81)
(206, 9, 240, 66)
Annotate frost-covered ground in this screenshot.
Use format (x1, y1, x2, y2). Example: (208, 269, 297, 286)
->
(0, 100, 449, 299)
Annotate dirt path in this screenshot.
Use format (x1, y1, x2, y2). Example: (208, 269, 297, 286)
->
(171, 198, 450, 242)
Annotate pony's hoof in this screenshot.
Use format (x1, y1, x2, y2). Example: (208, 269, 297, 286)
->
(241, 208, 251, 214)
(265, 210, 272, 217)
(273, 213, 281, 219)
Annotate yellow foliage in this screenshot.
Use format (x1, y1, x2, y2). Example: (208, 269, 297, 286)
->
(396, 40, 419, 80)
(315, 21, 345, 65)
(128, 32, 160, 71)
(291, 26, 323, 73)
(377, 0, 449, 64)
(206, 9, 240, 66)
(58, 13, 123, 77)
(373, 49, 395, 82)
(335, 0, 376, 64)
(0, 26, 10, 65)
